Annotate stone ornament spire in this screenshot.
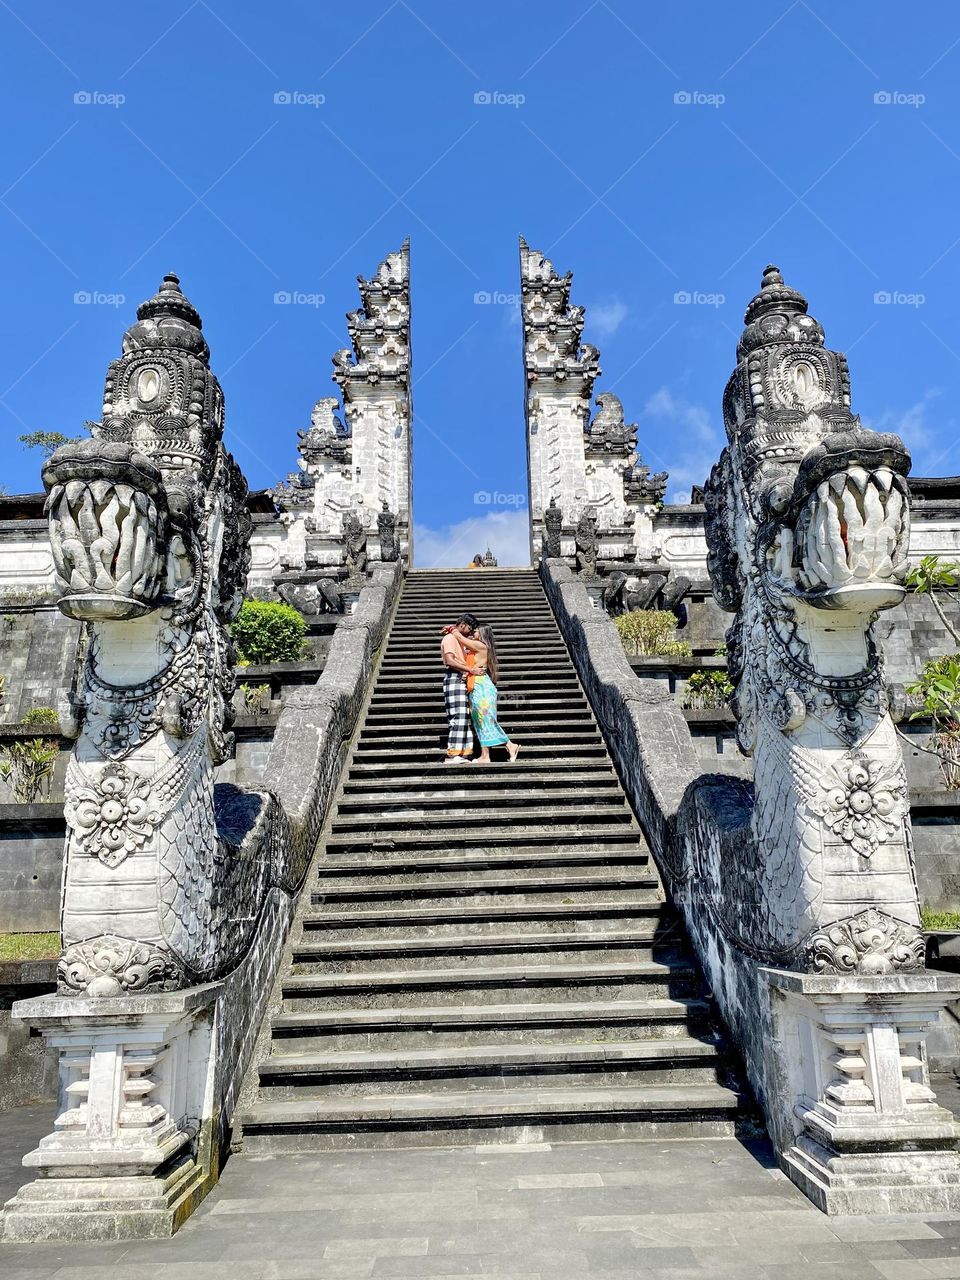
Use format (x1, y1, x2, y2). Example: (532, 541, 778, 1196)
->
(273, 241, 412, 565)
(519, 237, 666, 562)
(42, 274, 283, 997)
(703, 263, 918, 970)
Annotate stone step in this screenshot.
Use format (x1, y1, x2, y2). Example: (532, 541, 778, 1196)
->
(349, 744, 611, 765)
(354, 732, 605, 751)
(314, 865, 650, 893)
(280, 959, 698, 1011)
(300, 900, 666, 940)
(316, 846, 646, 877)
(330, 803, 635, 834)
(239, 1082, 742, 1152)
(365, 696, 590, 716)
(256, 1038, 725, 1097)
(289, 926, 677, 971)
(267, 996, 714, 1052)
(309, 876, 659, 913)
(341, 768, 620, 792)
(360, 712, 597, 734)
(323, 824, 642, 853)
(346, 758, 615, 778)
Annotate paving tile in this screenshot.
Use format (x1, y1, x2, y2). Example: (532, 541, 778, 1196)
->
(905, 1241, 960, 1260)
(871, 1262, 939, 1279)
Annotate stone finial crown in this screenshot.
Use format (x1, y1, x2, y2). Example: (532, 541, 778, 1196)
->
(122, 272, 210, 364)
(736, 263, 825, 361)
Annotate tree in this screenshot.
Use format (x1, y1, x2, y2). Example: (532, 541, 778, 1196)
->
(18, 431, 75, 459)
(907, 555, 960, 647)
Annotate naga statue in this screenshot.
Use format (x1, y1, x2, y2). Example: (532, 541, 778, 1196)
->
(42, 274, 287, 996)
(703, 265, 921, 973)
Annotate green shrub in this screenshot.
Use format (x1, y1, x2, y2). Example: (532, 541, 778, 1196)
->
(681, 669, 734, 710)
(20, 707, 58, 728)
(614, 609, 692, 658)
(230, 600, 306, 665)
(921, 907, 960, 932)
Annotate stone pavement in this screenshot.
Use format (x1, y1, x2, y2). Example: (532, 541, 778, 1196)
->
(4, 1092, 960, 1279)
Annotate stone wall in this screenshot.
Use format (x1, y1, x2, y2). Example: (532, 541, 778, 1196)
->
(0, 962, 57, 1109)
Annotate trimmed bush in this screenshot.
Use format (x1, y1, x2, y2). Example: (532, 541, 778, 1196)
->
(613, 609, 692, 658)
(231, 600, 306, 665)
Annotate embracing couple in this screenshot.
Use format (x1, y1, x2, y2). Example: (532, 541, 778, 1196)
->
(440, 613, 521, 765)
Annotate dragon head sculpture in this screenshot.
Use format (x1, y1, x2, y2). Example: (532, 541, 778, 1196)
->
(43, 275, 261, 996)
(702, 266, 923, 973)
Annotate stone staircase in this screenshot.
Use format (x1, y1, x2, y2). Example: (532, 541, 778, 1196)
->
(239, 567, 747, 1151)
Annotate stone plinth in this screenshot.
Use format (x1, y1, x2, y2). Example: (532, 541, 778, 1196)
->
(765, 969, 960, 1214)
(2, 986, 219, 1241)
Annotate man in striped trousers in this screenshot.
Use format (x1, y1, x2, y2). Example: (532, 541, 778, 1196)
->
(440, 612, 479, 763)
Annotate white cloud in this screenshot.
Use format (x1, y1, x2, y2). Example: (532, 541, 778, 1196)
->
(862, 389, 942, 465)
(586, 299, 628, 339)
(640, 385, 723, 503)
(413, 508, 531, 568)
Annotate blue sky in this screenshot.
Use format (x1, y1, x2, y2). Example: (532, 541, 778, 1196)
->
(1, 1, 958, 565)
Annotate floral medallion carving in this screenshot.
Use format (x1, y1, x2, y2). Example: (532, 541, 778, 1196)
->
(67, 762, 162, 868)
(813, 753, 907, 858)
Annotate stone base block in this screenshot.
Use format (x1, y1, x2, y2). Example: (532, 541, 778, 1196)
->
(784, 1134, 960, 1215)
(2, 1153, 207, 1242)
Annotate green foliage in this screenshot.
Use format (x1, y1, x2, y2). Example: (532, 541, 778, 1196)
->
(230, 600, 306, 665)
(921, 907, 960, 932)
(906, 655, 960, 731)
(239, 682, 271, 715)
(681, 668, 734, 710)
(907, 655, 960, 789)
(17, 431, 73, 459)
(0, 932, 60, 962)
(613, 609, 692, 658)
(20, 707, 58, 728)
(0, 737, 59, 802)
(907, 555, 960, 595)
